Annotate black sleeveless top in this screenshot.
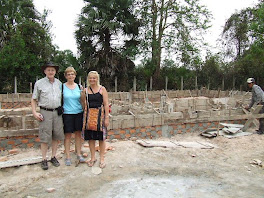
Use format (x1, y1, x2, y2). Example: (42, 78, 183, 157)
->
(88, 87, 103, 108)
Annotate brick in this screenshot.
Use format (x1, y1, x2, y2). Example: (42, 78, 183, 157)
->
(14, 136, 24, 139)
(0, 156, 8, 162)
(27, 135, 36, 139)
(46, 188, 56, 193)
(8, 149, 19, 155)
(27, 143, 34, 148)
(115, 135, 121, 139)
(108, 131, 115, 135)
(120, 130, 126, 134)
(130, 129, 136, 133)
(7, 140, 15, 145)
(21, 139, 29, 144)
(125, 134, 131, 138)
(140, 128, 146, 132)
(35, 138, 40, 142)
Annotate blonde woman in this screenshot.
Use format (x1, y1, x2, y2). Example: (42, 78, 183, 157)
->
(82, 71, 109, 168)
(63, 67, 85, 165)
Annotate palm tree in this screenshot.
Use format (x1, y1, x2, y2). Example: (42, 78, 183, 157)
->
(75, 0, 140, 90)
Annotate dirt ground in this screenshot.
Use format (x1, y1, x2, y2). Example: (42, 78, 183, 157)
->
(0, 130, 264, 198)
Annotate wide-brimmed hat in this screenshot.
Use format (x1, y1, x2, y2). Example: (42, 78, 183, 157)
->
(41, 62, 59, 72)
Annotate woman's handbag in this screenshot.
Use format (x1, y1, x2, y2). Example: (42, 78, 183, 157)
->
(86, 106, 104, 131)
(57, 84, 64, 116)
(82, 88, 104, 132)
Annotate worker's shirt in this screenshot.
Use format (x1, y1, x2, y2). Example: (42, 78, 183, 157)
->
(249, 84, 264, 108)
(32, 77, 62, 109)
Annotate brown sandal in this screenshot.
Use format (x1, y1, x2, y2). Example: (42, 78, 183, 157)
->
(99, 162, 106, 169)
(87, 159, 97, 167)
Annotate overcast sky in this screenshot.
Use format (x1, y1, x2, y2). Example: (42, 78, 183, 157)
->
(34, 0, 258, 56)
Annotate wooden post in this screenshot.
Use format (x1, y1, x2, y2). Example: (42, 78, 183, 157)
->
(30, 82, 32, 94)
(14, 76, 17, 94)
(165, 76, 168, 91)
(181, 76, 183, 90)
(133, 76, 136, 92)
(115, 77, 117, 92)
(150, 76, 153, 91)
(233, 77, 235, 90)
(195, 76, 198, 90)
(79, 76, 82, 85)
(222, 78, 224, 91)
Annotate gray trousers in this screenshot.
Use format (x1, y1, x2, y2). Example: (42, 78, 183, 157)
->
(259, 103, 264, 132)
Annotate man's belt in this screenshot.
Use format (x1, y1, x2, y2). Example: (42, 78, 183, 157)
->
(40, 107, 59, 111)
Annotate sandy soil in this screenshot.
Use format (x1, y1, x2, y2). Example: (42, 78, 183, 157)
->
(0, 131, 264, 198)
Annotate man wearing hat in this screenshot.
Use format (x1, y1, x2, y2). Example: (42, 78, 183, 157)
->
(31, 62, 64, 170)
(245, 78, 264, 134)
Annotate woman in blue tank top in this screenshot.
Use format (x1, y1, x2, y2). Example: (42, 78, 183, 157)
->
(63, 67, 85, 166)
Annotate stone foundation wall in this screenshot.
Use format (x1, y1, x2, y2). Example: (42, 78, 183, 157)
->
(0, 90, 249, 109)
(0, 90, 250, 150)
(0, 120, 245, 151)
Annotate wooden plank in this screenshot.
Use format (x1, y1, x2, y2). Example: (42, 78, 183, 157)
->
(0, 156, 42, 169)
(136, 140, 216, 149)
(242, 105, 263, 131)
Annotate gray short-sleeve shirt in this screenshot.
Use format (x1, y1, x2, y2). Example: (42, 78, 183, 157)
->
(32, 77, 62, 109)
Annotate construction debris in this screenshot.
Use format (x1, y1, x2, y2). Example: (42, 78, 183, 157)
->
(0, 156, 43, 169)
(46, 188, 56, 193)
(201, 123, 253, 138)
(136, 140, 216, 149)
(92, 167, 102, 175)
(250, 159, 263, 167)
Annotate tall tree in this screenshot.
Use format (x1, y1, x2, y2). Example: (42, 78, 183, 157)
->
(221, 1, 264, 88)
(75, 0, 140, 90)
(135, 0, 210, 84)
(0, 0, 55, 93)
(222, 8, 254, 60)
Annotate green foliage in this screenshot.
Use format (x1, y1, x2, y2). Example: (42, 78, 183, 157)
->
(161, 59, 196, 90)
(75, 0, 140, 91)
(220, 1, 264, 90)
(222, 8, 254, 59)
(250, 1, 264, 44)
(197, 53, 224, 90)
(135, 0, 211, 82)
(53, 50, 83, 83)
(0, 0, 56, 93)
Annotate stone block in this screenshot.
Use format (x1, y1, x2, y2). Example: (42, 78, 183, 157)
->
(163, 112, 183, 124)
(197, 110, 211, 118)
(135, 114, 153, 128)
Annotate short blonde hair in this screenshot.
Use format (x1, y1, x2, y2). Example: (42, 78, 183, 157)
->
(64, 66, 77, 76)
(87, 71, 100, 87)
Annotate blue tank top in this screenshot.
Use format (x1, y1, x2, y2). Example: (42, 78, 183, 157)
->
(63, 83, 83, 114)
